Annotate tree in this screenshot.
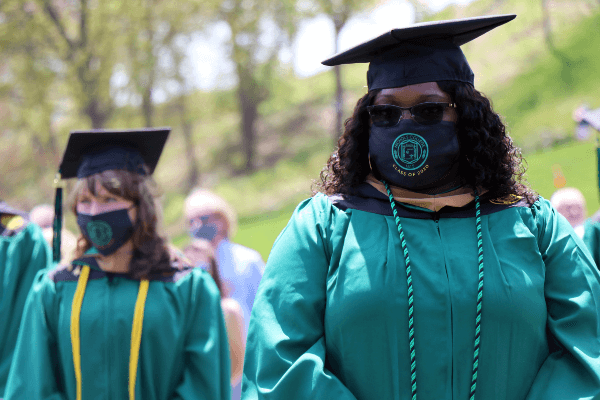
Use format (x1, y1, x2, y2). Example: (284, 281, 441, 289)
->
(217, 0, 298, 172)
(540, 0, 573, 86)
(1, 0, 134, 130)
(312, 0, 376, 141)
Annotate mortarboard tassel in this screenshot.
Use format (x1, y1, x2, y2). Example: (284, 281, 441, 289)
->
(53, 173, 64, 263)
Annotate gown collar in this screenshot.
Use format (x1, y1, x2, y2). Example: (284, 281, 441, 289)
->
(365, 174, 487, 212)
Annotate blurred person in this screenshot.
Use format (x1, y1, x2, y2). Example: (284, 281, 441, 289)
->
(184, 188, 264, 330)
(0, 201, 52, 398)
(5, 128, 230, 400)
(184, 238, 246, 389)
(184, 190, 263, 400)
(41, 226, 77, 264)
(242, 15, 600, 400)
(30, 203, 78, 263)
(29, 203, 54, 229)
(549, 187, 587, 237)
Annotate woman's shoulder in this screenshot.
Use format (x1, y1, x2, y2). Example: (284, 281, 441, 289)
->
(221, 297, 243, 316)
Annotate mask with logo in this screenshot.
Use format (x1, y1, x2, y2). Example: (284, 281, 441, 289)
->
(369, 119, 460, 191)
(77, 209, 135, 256)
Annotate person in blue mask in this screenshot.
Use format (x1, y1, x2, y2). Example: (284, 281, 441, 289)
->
(5, 128, 230, 400)
(241, 15, 600, 400)
(184, 188, 264, 400)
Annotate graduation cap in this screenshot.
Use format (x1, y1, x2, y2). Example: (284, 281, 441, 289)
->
(322, 14, 516, 90)
(52, 127, 171, 262)
(59, 128, 170, 178)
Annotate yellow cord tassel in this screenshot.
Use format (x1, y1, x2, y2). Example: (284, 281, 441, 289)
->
(70, 265, 149, 400)
(129, 279, 149, 400)
(70, 266, 90, 400)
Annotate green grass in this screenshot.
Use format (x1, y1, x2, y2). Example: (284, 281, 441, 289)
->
(524, 137, 600, 212)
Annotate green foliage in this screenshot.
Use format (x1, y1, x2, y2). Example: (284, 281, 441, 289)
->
(3, 0, 600, 264)
(524, 139, 600, 214)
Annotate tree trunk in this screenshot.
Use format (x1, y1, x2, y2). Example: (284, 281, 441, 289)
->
(541, 0, 573, 86)
(334, 65, 343, 138)
(85, 98, 109, 129)
(178, 96, 200, 191)
(238, 85, 258, 172)
(333, 17, 345, 142)
(142, 86, 153, 127)
(541, 0, 555, 51)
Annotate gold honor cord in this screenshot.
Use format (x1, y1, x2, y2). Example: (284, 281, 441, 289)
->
(70, 265, 150, 400)
(70, 266, 90, 400)
(129, 279, 149, 400)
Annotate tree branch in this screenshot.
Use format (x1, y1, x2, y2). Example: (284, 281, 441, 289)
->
(80, 0, 87, 48)
(41, 0, 75, 51)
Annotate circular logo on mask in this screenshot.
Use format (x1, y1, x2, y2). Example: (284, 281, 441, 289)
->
(392, 133, 429, 171)
(86, 220, 113, 247)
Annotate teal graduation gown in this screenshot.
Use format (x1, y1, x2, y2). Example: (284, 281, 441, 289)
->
(583, 216, 600, 270)
(5, 252, 231, 400)
(0, 204, 51, 396)
(242, 187, 600, 400)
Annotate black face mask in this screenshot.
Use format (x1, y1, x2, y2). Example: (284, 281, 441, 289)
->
(369, 119, 460, 191)
(77, 208, 135, 256)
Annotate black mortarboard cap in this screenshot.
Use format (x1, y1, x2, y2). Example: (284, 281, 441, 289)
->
(59, 127, 171, 179)
(52, 127, 170, 263)
(322, 14, 516, 91)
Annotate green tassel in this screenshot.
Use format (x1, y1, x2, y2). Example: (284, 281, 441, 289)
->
(53, 174, 63, 263)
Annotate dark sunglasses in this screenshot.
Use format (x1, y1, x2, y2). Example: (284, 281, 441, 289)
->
(367, 102, 457, 127)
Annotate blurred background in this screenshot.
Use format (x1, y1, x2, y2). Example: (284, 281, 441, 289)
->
(1, 0, 599, 260)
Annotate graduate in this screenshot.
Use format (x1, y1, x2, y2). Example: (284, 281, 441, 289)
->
(5, 128, 231, 400)
(241, 15, 600, 400)
(0, 202, 52, 397)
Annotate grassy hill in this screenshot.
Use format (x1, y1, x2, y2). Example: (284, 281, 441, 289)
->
(2, 0, 600, 262)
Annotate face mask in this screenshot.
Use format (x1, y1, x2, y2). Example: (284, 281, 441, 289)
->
(369, 119, 460, 190)
(189, 223, 218, 241)
(77, 208, 135, 256)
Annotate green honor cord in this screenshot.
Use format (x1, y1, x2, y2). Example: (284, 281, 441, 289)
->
(382, 180, 484, 400)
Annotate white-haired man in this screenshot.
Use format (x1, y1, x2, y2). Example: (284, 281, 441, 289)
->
(184, 188, 264, 400)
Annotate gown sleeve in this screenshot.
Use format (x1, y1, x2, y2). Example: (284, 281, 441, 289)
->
(171, 270, 231, 400)
(4, 270, 66, 400)
(583, 220, 600, 270)
(526, 199, 600, 399)
(241, 196, 358, 400)
(1, 222, 52, 395)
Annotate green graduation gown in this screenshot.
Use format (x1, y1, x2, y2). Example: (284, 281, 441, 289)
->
(242, 186, 600, 400)
(0, 203, 51, 396)
(4, 252, 231, 400)
(583, 215, 600, 270)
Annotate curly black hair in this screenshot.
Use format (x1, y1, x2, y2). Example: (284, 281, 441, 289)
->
(316, 81, 537, 204)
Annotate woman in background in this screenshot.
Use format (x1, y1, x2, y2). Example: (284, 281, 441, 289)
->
(184, 238, 246, 389)
(5, 128, 230, 400)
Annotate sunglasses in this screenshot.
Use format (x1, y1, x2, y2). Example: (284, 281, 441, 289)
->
(367, 102, 456, 127)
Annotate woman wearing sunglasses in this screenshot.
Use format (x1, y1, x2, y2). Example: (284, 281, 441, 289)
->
(241, 15, 600, 400)
(5, 129, 230, 400)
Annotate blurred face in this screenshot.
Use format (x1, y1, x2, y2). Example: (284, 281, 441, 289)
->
(556, 200, 586, 227)
(77, 181, 137, 222)
(187, 212, 227, 242)
(372, 82, 457, 124)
